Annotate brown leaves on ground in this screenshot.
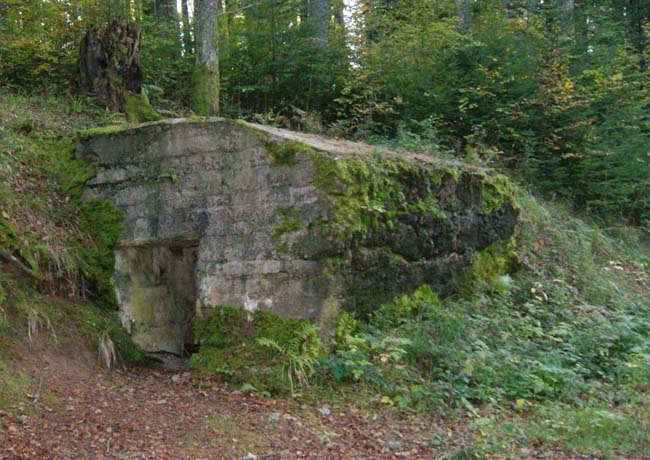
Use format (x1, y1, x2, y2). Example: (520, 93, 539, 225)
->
(0, 364, 434, 460)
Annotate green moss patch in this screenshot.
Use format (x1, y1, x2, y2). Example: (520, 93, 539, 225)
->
(190, 306, 323, 395)
(124, 92, 162, 123)
(266, 140, 311, 166)
(234, 121, 315, 167)
(0, 113, 124, 302)
(273, 207, 302, 239)
(312, 153, 455, 239)
(0, 358, 31, 415)
(68, 300, 144, 364)
(481, 173, 518, 213)
(190, 64, 220, 116)
(76, 123, 132, 139)
(461, 240, 517, 297)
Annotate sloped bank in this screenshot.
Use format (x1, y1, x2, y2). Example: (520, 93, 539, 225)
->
(77, 119, 518, 354)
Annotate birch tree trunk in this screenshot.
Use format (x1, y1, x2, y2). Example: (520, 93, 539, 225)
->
(191, 0, 219, 115)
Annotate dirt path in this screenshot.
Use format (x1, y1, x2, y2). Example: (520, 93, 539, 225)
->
(1, 362, 434, 459)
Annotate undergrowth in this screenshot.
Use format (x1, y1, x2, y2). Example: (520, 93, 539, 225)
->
(309, 189, 650, 457)
(0, 90, 124, 303)
(190, 306, 323, 396)
(0, 274, 143, 366)
(0, 90, 143, 404)
(0, 272, 143, 417)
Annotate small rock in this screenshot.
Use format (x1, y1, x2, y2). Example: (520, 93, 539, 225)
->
(317, 405, 331, 416)
(65, 405, 74, 412)
(7, 425, 18, 434)
(269, 412, 281, 421)
(242, 454, 257, 460)
(395, 449, 418, 458)
(388, 440, 402, 450)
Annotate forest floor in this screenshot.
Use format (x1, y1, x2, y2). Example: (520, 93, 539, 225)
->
(0, 336, 624, 460)
(0, 337, 437, 460)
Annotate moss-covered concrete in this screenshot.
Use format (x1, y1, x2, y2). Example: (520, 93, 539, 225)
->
(480, 173, 519, 213)
(301, 149, 519, 317)
(273, 207, 302, 239)
(460, 239, 518, 297)
(113, 244, 198, 355)
(78, 118, 519, 347)
(310, 152, 456, 239)
(76, 116, 226, 140)
(234, 120, 315, 167)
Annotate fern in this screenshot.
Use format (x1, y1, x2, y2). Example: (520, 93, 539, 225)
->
(256, 323, 320, 395)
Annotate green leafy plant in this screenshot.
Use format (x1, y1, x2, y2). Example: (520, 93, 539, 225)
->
(256, 322, 320, 395)
(158, 170, 179, 184)
(190, 306, 324, 395)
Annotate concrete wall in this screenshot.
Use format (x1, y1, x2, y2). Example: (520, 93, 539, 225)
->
(78, 119, 518, 354)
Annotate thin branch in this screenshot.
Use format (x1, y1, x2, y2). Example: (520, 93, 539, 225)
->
(219, 0, 266, 17)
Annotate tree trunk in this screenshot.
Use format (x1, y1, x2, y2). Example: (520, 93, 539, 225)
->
(554, 0, 574, 37)
(455, 0, 471, 33)
(78, 20, 143, 111)
(333, 0, 344, 28)
(308, 0, 330, 48)
(218, 0, 230, 58)
(192, 0, 219, 115)
(154, 0, 181, 59)
(155, 0, 177, 19)
(181, 0, 194, 55)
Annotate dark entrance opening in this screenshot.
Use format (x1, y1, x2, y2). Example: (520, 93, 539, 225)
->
(113, 243, 199, 356)
(167, 245, 199, 355)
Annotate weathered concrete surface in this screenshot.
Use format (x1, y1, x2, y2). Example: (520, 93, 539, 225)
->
(113, 244, 197, 354)
(77, 119, 518, 354)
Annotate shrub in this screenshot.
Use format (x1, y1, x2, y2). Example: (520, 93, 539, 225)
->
(190, 306, 324, 395)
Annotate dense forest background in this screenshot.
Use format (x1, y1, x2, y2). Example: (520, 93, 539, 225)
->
(2, 0, 650, 223)
(0, 0, 650, 225)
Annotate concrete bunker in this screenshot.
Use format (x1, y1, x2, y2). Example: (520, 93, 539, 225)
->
(77, 119, 518, 355)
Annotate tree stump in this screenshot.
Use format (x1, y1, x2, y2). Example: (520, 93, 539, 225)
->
(78, 20, 143, 111)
